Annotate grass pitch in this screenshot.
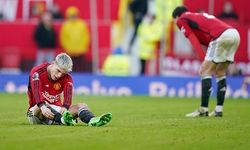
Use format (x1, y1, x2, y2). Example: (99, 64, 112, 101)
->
(0, 93, 249, 150)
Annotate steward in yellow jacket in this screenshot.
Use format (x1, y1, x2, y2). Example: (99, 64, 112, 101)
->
(60, 6, 90, 57)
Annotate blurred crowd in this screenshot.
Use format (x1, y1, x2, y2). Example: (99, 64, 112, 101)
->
(33, 4, 90, 72)
(0, 0, 248, 79)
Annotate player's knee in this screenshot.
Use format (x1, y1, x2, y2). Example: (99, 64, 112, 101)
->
(199, 66, 213, 76)
(27, 111, 42, 125)
(198, 69, 203, 76)
(199, 61, 217, 76)
(198, 67, 205, 76)
(28, 116, 41, 124)
(199, 69, 211, 77)
(77, 103, 89, 110)
(215, 70, 226, 77)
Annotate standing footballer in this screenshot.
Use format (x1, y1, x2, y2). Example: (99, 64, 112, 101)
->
(27, 53, 112, 126)
(172, 6, 240, 117)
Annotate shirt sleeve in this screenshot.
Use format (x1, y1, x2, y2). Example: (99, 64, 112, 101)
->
(177, 18, 204, 60)
(30, 72, 45, 107)
(176, 18, 193, 37)
(63, 78, 73, 109)
(187, 33, 205, 60)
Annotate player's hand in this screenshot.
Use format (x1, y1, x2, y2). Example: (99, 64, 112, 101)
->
(59, 107, 67, 114)
(40, 105, 54, 119)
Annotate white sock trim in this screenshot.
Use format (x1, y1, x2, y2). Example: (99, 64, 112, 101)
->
(216, 76, 226, 82)
(215, 105, 223, 112)
(78, 107, 89, 116)
(61, 117, 66, 125)
(201, 75, 212, 80)
(200, 107, 208, 111)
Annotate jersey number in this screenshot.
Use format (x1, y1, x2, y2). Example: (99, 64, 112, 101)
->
(202, 13, 215, 19)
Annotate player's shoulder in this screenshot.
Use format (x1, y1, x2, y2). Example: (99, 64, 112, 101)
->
(30, 63, 49, 76)
(65, 73, 72, 79)
(62, 73, 73, 82)
(178, 12, 192, 21)
(180, 12, 193, 18)
(59, 74, 73, 86)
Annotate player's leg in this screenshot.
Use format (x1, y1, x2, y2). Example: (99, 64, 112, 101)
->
(186, 60, 216, 117)
(211, 28, 239, 117)
(209, 62, 229, 117)
(47, 104, 75, 125)
(27, 104, 74, 125)
(68, 103, 94, 123)
(27, 105, 44, 124)
(69, 103, 112, 127)
(200, 61, 217, 108)
(27, 104, 60, 125)
(209, 29, 240, 117)
(186, 36, 224, 117)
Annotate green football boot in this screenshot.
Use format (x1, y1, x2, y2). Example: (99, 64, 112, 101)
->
(88, 112, 112, 127)
(62, 111, 76, 126)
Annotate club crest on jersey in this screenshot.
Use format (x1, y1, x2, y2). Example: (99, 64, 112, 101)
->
(32, 72, 39, 81)
(53, 83, 61, 90)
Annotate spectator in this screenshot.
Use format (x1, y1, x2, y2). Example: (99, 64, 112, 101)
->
(0, 12, 3, 20)
(137, 14, 163, 75)
(227, 63, 242, 76)
(59, 6, 90, 72)
(50, 3, 63, 20)
(102, 47, 131, 76)
(218, 1, 238, 20)
(128, 0, 148, 53)
(34, 11, 56, 66)
(241, 76, 250, 91)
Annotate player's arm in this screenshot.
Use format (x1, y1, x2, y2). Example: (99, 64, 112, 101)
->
(63, 81, 73, 110)
(30, 72, 45, 107)
(177, 18, 205, 60)
(187, 33, 205, 60)
(30, 72, 54, 119)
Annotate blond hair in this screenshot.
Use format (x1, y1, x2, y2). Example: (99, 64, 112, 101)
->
(55, 53, 73, 72)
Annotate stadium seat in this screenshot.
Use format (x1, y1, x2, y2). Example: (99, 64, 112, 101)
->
(0, 47, 21, 73)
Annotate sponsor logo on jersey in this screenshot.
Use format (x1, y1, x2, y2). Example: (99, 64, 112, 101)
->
(41, 91, 61, 103)
(53, 83, 61, 90)
(32, 72, 39, 81)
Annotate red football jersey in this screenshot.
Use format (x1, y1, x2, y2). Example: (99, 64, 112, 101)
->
(176, 12, 232, 46)
(27, 63, 73, 109)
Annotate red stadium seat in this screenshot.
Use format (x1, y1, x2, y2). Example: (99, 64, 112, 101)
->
(0, 47, 21, 73)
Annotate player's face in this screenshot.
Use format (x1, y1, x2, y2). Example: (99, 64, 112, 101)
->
(174, 17, 178, 23)
(49, 64, 68, 81)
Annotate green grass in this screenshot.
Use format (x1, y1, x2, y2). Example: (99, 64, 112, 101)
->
(0, 93, 250, 150)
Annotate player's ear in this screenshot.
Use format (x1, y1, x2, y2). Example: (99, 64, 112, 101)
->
(174, 17, 178, 21)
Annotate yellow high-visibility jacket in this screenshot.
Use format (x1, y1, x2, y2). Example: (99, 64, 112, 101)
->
(60, 19, 90, 56)
(102, 54, 130, 76)
(138, 20, 163, 60)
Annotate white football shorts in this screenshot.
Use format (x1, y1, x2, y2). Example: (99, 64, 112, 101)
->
(205, 28, 240, 63)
